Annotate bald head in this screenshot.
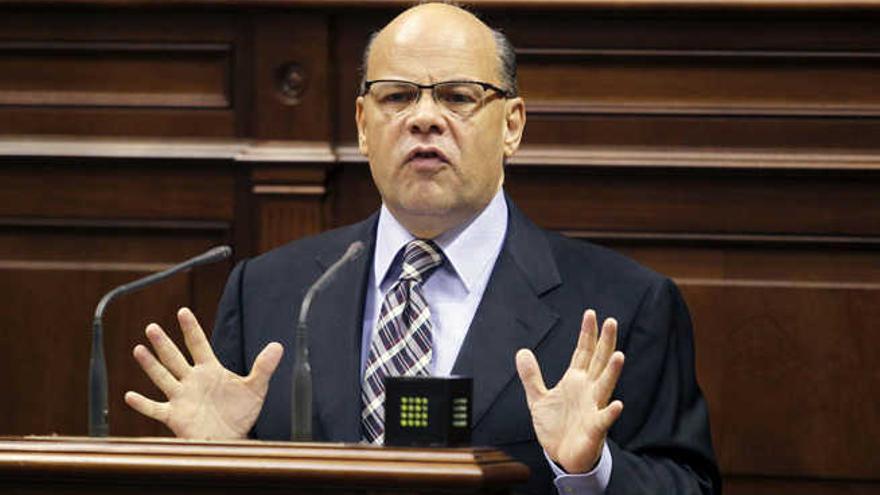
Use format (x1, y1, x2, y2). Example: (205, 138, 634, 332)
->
(360, 3, 517, 96)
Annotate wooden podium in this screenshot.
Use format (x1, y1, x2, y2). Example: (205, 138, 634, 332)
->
(0, 436, 529, 494)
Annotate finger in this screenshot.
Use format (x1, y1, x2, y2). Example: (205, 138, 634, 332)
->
(124, 390, 171, 424)
(595, 351, 625, 405)
(177, 307, 216, 365)
(515, 349, 548, 407)
(245, 342, 284, 392)
(587, 317, 618, 379)
(569, 309, 598, 370)
(132, 344, 181, 398)
(596, 400, 624, 431)
(145, 323, 191, 378)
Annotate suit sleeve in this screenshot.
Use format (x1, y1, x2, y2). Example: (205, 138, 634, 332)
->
(606, 278, 721, 495)
(210, 259, 248, 376)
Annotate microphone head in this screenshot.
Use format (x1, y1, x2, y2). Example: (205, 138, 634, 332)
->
(205, 245, 233, 261)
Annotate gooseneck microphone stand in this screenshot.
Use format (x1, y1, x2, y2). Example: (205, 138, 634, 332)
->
(291, 241, 364, 441)
(88, 245, 232, 437)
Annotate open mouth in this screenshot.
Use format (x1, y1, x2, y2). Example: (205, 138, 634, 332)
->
(406, 147, 449, 166)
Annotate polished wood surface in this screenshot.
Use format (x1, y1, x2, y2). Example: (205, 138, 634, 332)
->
(0, 2, 878, 494)
(3, 0, 880, 10)
(0, 436, 529, 493)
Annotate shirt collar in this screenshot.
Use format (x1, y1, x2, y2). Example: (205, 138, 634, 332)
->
(374, 188, 508, 293)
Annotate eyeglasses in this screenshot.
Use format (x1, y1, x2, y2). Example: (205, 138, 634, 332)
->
(361, 79, 512, 118)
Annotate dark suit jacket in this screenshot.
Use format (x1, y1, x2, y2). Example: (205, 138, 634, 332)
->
(212, 197, 721, 494)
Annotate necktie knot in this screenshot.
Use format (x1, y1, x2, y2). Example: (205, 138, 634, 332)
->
(400, 239, 444, 283)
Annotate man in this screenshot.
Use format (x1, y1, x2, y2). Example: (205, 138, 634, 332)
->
(125, 3, 720, 494)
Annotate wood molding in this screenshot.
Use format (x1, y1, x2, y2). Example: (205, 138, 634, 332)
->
(252, 185, 325, 195)
(0, 260, 175, 272)
(336, 143, 880, 171)
(237, 141, 336, 164)
(3, 1, 880, 12)
(518, 48, 880, 59)
(677, 277, 880, 290)
(509, 146, 880, 171)
(0, 137, 336, 163)
(0, 217, 229, 232)
(0, 436, 529, 486)
(563, 230, 880, 247)
(526, 102, 880, 118)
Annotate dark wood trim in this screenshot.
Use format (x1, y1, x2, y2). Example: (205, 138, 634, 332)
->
(517, 48, 880, 59)
(0, 137, 336, 163)
(526, 102, 880, 118)
(677, 277, 880, 290)
(252, 184, 326, 195)
(563, 230, 880, 247)
(2, 0, 880, 12)
(0, 217, 230, 232)
(337, 144, 880, 171)
(0, 436, 530, 488)
(0, 260, 176, 272)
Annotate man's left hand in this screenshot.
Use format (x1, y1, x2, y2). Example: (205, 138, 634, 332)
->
(515, 309, 625, 474)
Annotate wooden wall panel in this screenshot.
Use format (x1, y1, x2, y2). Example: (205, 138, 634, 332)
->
(0, 108, 238, 138)
(251, 12, 330, 141)
(0, 229, 231, 437)
(596, 238, 880, 481)
(333, 10, 393, 144)
(0, 11, 246, 138)
(497, 11, 880, 151)
(683, 283, 880, 479)
(0, 159, 236, 221)
(524, 114, 880, 149)
(0, 42, 232, 109)
(519, 50, 880, 116)
(505, 166, 880, 237)
(255, 195, 326, 252)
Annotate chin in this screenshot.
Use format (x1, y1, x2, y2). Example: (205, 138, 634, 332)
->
(398, 197, 454, 218)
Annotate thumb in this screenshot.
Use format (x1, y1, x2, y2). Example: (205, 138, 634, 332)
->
(515, 349, 547, 407)
(247, 342, 284, 392)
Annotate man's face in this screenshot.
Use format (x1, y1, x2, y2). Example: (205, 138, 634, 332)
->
(355, 6, 524, 236)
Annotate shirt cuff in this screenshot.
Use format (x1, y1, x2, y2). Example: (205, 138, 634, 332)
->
(545, 442, 612, 495)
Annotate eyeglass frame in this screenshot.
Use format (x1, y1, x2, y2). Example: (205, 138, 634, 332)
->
(359, 79, 514, 115)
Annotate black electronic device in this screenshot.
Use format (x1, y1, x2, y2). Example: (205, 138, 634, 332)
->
(383, 376, 472, 447)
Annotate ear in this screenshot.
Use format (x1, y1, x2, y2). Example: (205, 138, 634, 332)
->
(355, 96, 369, 156)
(502, 97, 526, 158)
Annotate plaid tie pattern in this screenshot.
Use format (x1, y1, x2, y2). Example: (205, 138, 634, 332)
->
(361, 239, 444, 444)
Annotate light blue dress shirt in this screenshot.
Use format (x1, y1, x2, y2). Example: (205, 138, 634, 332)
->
(360, 188, 611, 493)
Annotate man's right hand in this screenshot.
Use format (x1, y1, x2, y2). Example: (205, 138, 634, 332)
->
(124, 307, 283, 440)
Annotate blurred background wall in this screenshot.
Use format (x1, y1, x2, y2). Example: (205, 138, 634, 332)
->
(0, 1, 878, 493)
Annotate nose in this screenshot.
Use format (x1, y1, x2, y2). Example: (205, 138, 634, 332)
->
(407, 88, 446, 136)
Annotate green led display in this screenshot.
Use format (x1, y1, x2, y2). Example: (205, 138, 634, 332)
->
(452, 396, 469, 428)
(399, 395, 430, 428)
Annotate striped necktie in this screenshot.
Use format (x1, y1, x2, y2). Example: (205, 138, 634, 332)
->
(361, 239, 444, 444)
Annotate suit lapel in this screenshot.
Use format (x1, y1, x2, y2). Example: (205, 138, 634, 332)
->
(308, 215, 377, 442)
(452, 197, 562, 427)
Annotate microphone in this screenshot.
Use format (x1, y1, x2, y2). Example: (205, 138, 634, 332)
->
(291, 241, 365, 441)
(89, 245, 232, 437)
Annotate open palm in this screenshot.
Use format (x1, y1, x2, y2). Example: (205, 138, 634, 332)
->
(125, 307, 283, 440)
(516, 309, 625, 474)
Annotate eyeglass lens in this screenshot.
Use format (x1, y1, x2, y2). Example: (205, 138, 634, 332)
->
(370, 82, 486, 116)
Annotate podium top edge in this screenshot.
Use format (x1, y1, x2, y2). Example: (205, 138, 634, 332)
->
(0, 435, 513, 464)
